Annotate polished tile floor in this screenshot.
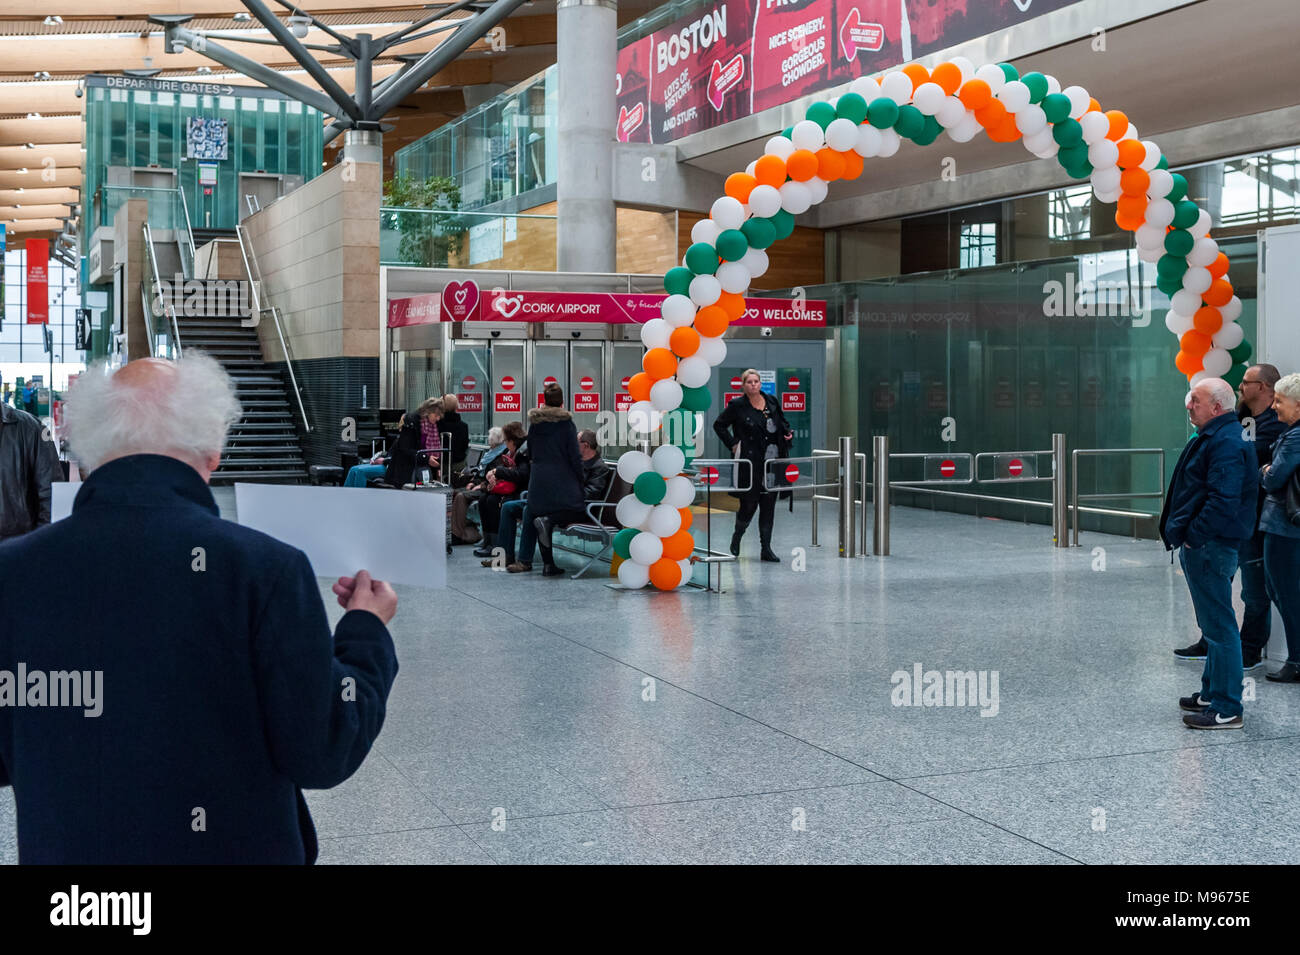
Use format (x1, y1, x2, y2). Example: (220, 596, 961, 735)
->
(4, 494, 1299, 864)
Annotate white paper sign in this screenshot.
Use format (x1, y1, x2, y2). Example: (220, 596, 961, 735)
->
(235, 484, 446, 589)
(52, 481, 78, 522)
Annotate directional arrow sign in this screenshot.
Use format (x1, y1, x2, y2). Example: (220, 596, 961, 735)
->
(617, 102, 644, 142)
(839, 8, 885, 61)
(707, 53, 745, 112)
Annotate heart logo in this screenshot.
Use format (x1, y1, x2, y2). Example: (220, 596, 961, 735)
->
(454, 288, 467, 305)
(440, 280, 480, 321)
(494, 294, 524, 319)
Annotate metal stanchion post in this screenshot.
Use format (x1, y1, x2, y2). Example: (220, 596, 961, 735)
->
(1052, 432, 1067, 548)
(838, 436, 854, 557)
(859, 452, 868, 557)
(873, 434, 890, 556)
(811, 494, 819, 546)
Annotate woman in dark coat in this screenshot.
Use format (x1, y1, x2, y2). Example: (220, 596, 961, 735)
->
(712, 368, 793, 562)
(525, 384, 588, 575)
(473, 420, 529, 558)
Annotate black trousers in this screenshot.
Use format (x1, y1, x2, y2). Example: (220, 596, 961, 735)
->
(735, 490, 777, 544)
(479, 494, 505, 535)
(535, 508, 589, 565)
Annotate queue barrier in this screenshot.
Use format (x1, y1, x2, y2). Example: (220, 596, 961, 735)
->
(1070, 447, 1166, 546)
(686, 458, 753, 593)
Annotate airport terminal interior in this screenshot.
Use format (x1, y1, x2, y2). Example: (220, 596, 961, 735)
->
(1, 0, 1300, 868)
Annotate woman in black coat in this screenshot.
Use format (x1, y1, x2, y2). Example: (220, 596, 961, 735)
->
(524, 384, 589, 575)
(712, 368, 793, 562)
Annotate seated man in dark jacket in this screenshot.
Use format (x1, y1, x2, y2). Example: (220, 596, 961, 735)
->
(0, 354, 399, 863)
(0, 399, 61, 542)
(1159, 377, 1256, 730)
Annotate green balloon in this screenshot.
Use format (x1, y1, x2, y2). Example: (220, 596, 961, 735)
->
(664, 267, 693, 296)
(1064, 162, 1093, 181)
(767, 209, 795, 240)
(867, 97, 900, 129)
(684, 242, 719, 275)
(1171, 200, 1200, 230)
(680, 384, 712, 413)
(911, 128, 939, 147)
(1164, 229, 1195, 257)
(1156, 273, 1183, 296)
(1156, 155, 1169, 170)
(836, 92, 868, 125)
(920, 115, 942, 139)
(806, 100, 836, 131)
(1223, 364, 1247, 389)
(1041, 93, 1072, 123)
(613, 527, 638, 560)
(633, 471, 667, 506)
(893, 104, 924, 138)
(741, 216, 776, 250)
(1020, 72, 1048, 103)
(1229, 340, 1253, 364)
(782, 126, 793, 140)
(1052, 118, 1083, 147)
(1057, 143, 1089, 168)
(1157, 253, 1189, 278)
(715, 229, 749, 262)
(999, 63, 1020, 82)
(1166, 174, 1188, 202)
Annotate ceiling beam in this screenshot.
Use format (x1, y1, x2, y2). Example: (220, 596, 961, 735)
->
(0, 116, 82, 145)
(1, 203, 73, 220)
(0, 144, 83, 169)
(0, 167, 81, 188)
(0, 85, 85, 116)
(0, 188, 79, 205)
(0, 1, 437, 15)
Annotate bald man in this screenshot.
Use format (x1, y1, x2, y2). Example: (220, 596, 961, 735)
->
(440, 393, 470, 471)
(0, 355, 399, 863)
(1159, 377, 1257, 729)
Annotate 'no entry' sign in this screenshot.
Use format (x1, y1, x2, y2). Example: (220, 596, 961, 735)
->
(461, 375, 477, 391)
(730, 376, 743, 389)
(940, 459, 956, 478)
(699, 465, 720, 485)
(500, 375, 516, 391)
(1008, 458, 1024, 476)
(784, 464, 800, 482)
(580, 376, 595, 391)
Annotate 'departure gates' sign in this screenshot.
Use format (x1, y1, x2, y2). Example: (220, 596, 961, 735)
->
(615, 0, 1087, 144)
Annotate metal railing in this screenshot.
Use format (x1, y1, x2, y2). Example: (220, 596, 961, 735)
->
(234, 221, 312, 434)
(687, 458, 750, 592)
(808, 446, 869, 556)
(1070, 447, 1166, 546)
(141, 222, 183, 360)
(176, 185, 197, 279)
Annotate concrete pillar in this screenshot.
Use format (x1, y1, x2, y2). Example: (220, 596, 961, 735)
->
(113, 198, 150, 362)
(556, 0, 617, 273)
(342, 129, 383, 166)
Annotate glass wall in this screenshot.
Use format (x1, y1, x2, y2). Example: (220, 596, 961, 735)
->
(1, 246, 97, 395)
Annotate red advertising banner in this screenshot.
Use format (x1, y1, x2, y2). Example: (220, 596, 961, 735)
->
(615, 0, 1085, 144)
(25, 238, 49, 324)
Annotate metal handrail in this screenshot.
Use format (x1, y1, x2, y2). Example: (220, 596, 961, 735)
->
(176, 185, 198, 278)
(234, 221, 312, 433)
(888, 451, 976, 485)
(141, 222, 182, 359)
(1071, 447, 1165, 546)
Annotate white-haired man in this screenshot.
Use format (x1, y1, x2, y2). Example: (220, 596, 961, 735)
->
(0, 354, 399, 863)
(1159, 377, 1256, 729)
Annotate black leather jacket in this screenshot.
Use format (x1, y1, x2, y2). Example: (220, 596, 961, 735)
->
(0, 403, 61, 539)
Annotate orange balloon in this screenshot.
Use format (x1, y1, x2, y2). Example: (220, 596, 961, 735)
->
(815, 147, 845, 181)
(1087, 97, 1102, 113)
(1175, 350, 1203, 376)
(1116, 139, 1146, 169)
(661, 529, 695, 560)
(724, 172, 757, 203)
(677, 507, 693, 531)
(1203, 278, 1233, 307)
(958, 79, 992, 110)
(669, 325, 700, 357)
(1209, 252, 1231, 279)
(1116, 195, 1148, 221)
(715, 291, 747, 321)
(648, 557, 683, 590)
(1120, 167, 1150, 195)
(974, 100, 1007, 128)
(839, 150, 864, 180)
(1115, 211, 1146, 232)
(753, 154, 787, 188)
(642, 347, 678, 380)
(786, 149, 818, 181)
(1180, 330, 1212, 356)
(1193, 305, 1223, 335)
(627, 372, 652, 403)
(901, 63, 930, 90)
(694, 305, 729, 338)
(930, 62, 962, 95)
(1104, 110, 1128, 141)
(986, 117, 1021, 142)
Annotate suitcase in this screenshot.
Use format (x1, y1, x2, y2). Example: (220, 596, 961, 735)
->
(408, 474, 454, 555)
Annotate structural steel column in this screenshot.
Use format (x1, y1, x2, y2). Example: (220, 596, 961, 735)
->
(556, 0, 617, 273)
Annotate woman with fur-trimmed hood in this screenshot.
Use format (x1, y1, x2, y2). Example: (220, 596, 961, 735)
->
(525, 384, 588, 574)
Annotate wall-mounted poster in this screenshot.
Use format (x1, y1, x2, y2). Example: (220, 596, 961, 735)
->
(187, 117, 229, 161)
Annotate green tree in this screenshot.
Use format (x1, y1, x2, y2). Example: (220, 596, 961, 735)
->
(382, 175, 464, 267)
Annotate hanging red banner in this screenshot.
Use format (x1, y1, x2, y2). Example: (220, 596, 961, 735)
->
(26, 238, 49, 324)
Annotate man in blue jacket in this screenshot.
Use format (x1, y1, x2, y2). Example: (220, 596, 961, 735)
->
(0, 355, 400, 863)
(1159, 377, 1256, 729)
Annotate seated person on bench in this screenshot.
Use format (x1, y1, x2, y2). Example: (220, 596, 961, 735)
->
(383, 398, 443, 487)
(450, 427, 505, 544)
(472, 421, 528, 558)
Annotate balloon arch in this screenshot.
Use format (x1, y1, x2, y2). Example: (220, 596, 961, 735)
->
(611, 58, 1244, 591)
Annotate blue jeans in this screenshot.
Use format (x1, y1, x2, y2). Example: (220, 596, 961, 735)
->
(1238, 534, 1271, 656)
(1263, 533, 1300, 665)
(1180, 540, 1243, 717)
(499, 499, 537, 565)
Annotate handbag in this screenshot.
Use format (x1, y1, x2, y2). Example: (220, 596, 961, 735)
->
(1286, 467, 1300, 525)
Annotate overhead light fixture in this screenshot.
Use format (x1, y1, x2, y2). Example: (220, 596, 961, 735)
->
(233, 12, 251, 20)
(24, 143, 35, 149)
(288, 15, 311, 38)
(44, 15, 63, 25)
(17, 168, 27, 174)
(196, 66, 212, 74)
(26, 112, 41, 120)
(34, 71, 52, 80)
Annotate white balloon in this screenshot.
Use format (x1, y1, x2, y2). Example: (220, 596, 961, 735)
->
(1146, 168, 1174, 200)
(640, 318, 673, 350)
(710, 196, 745, 231)
(1135, 223, 1166, 250)
(629, 530, 664, 565)
(649, 378, 683, 412)
(764, 135, 796, 160)
(1045, 75, 1061, 95)
(825, 117, 859, 151)
(997, 80, 1031, 113)
(790, 119, 825, 152)
(1212, 321, 1244, 350)
(1023, 127, 1055, 153)
(690, 218, 719, 245)
(663, 475, 695, 508)
(1079, 111, 1110, 144)
(676, 558, 694, 588)
(1140, 141, 1161, 171)
(615, 494, 652, 529)
(688, 274, 722, 307)
(626, 401, 661, 435)
(805, 177, 829, 205)
(1187, 370, 1209, 387)
(1137, 244, 1163, 263)
(1144, 198, 1175, 228)
(616, 450, 652, 483)
(947, 115, 980, 143)
(1063, 85, 1090, 118)
(652, 443, 686, 479)
(1165, 310, 1194, 336)
(647, 503, 682, 538)
(1190, 209, 1212, 240)
(779, 180, 812, 215)
(1087, 138, 1119, 169)
(1171, 289, 1202, 317)
(695, 334, 727, 366)
(880, 70, 913, 104)
(877, 128, 902, 156)
(912, 82, 946, 116)
(661, 294, 696, 326)
(676, 356, 710, 389)
(1182, 266, 1213, 295)
(849, 76, 881, 101)
(1094, 187, 1122, 204)
(854, 123, 883, 157)
(1014, 104, 1047, 135)
(1188, 237, 1219, 267)
(747, 184, 782, 218)
(745, 160, 757, 177)
(974, 63, 1006, 95)
(716, 261, 751, 295)
(740, 247, 769, 278)
(949, 56, 975, 83)
(1221, 296, 1243, 323)
(1202, 348, 1232, 377)
(617, 558, 650, 589)
(1124, 123, 1139, 142)
(1090, 166, 1122, 194)
(935, 95, 967, 128)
